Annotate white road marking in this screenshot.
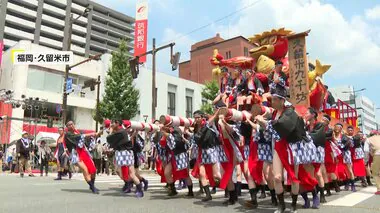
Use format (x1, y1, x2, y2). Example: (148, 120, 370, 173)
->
(324, 186, 377, 207)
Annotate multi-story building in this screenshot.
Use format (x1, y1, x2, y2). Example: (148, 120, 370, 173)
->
(330, 85, 377, 134)
(0, 40, 111, 143)
(179, 33, 255, 84)
(0, 0, 134, 57)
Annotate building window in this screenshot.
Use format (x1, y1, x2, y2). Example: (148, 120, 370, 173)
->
(225, 51, 232, 59)
(167, 92, 176, 115)
(27, 68, 63, 93)
(244, 47, 249, 56)
(186, 96, 193, 118)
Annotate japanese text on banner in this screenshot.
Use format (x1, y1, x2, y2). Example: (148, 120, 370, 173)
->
(288, 36, 309, 106)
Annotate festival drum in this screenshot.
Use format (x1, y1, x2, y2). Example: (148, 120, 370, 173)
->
(159, 115, 194, 127)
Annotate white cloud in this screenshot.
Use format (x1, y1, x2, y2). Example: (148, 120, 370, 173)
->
(210, 0, 380, 77)
(365, 5, 380, 20)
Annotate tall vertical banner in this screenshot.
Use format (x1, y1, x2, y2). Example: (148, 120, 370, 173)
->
(134, 1, 148, 63)
(288, 32, 310, 107)
(0, 40, 4, 68)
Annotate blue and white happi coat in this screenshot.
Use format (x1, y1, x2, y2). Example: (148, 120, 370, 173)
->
(134, 135, 145, 166)
(115, 150, 134, 167)
(257, 127, 274, 162)
(314, 146, 325, 164)
(337, 138, 353, 164)
(69, 134, 93, 164)
(189, 123, 228, 165)
(113, 134, 134, 167)
(354, 147, 365, 160)
(166, 134, 189, 171)
(266, 121, 317, 165)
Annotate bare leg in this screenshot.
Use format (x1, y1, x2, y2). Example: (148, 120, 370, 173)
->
(273, 151, 285, 213)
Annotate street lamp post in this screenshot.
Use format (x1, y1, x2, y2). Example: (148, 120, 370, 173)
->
(342, 87, 366, 110)
(62, 8, 91, 126)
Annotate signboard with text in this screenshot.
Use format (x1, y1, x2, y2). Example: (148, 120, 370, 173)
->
(288, 34, 310, 107)
(134, 1, 148, 63)
(13, 51, 74, 65)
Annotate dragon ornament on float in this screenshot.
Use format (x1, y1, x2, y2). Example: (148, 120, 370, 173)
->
(209, 27, 331, 111)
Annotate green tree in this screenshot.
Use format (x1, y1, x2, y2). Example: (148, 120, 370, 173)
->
(200, 79, 219, 115)
(94, 40, 139, 122)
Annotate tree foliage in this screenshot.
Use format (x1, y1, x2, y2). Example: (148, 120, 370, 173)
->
(200, 80, 219, 115)
(94, 40, 139, 122)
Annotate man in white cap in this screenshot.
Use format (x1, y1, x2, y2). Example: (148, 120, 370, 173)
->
(16, 131, 34, 177)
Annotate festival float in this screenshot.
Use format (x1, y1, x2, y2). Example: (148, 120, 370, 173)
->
(210, 28, 358, 130)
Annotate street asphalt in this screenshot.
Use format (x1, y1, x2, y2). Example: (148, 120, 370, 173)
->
(0, 172, 379, 213)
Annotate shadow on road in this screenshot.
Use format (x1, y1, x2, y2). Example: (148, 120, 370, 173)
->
(61, 189, 93, 194)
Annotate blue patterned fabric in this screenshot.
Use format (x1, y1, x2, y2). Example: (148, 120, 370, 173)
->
(314, 146, 325, 164)
(354, 147, 365, 160)
(343, 150, 352, 164)
(174, 152, 189, 171)
(115, 150, 134, 166)
(216, 145, 228, 163)
(243, 145, 250, 160)
(289, 140, 317, 165)
(190, 143, 198, 160)
(70, 148, 79, 164)
(258, 143, 273, 162)
(166, 134, 176, 150)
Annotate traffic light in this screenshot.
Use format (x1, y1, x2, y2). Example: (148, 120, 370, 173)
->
(47, 117, 53, 128)
(171, 52, 181, 71)
(129, 57, 139, 79)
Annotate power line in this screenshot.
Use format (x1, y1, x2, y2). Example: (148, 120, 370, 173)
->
(158, 0, 264, 46)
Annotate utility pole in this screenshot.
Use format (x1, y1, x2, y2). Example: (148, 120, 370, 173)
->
(95, 75, 101, 132)
(130, 38, 176, 120)
(62, 13, 74, 127)
(152, 38, 156, 120)
(61, 8, 91, 126)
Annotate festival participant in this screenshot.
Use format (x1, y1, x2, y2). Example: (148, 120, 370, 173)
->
(106, 120, 144, 198)
(191, 110, 225, 201)
(324, 121, 342, 195)
(220, 67, 231, 94)
(251, 103, 278, 206)
(54, 127, 71, 180)
(351, 133, 367, 187)
(130, 129, 149, 192)
(262, 61, 288, 106)
(64, 121, 100, 194)
(301, 107, 327, 208)
(339, 126, 356, 192)
(368, 132, 380, 195)
(242, 119, 262, 209)
(364, 131, 375, 186)
(217, 112, 244, 205)
(160, 125, 194, 197)
(254, 84, 318, 213)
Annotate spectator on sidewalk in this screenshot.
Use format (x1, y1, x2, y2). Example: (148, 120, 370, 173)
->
(93, 135, 103, 175)
(38, 140, 51, 176)
(11, 148, 17, 173)
(102, 143, 110, 175)
(16, 131, 35, 178)
(369, 132, 380, 195)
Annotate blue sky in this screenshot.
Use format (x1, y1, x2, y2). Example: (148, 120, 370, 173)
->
(95, 0, 380, 121)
